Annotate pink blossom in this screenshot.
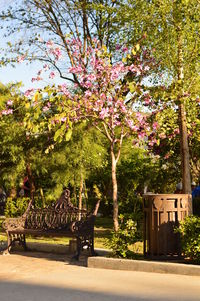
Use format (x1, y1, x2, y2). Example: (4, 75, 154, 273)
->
(43, 64, 49, 70)
(53, 47, 62, 60)
(49, 72, 56, 79)
(68, 66, 83, 74)
(159, 133, 166, 139)
(6, 100, 13, 106)
(144, 99, 151, 105)
(114, 120, 121, 127)
(17, 55, 25, 63)
(99, 107, 109, 119)
(148, 138, 158, 146)
(120, 104, 127, 113)
(31, 76, 43, 82)
(127, 119, 134, 129)
(115, 44, 121, 50)
(174, 128, 180, 135)
(144, 66, 150, 71)
(152, 122, 159, 130)
(61, 117, 67, 122)
(1, 109, 13, 115)
(46, 40, 54, 48)
(111, 70, 120, 81)
(164, 153, 170, 159)
(100, 93, 106, 100)
(85, 90, 92, 97)
(24, 89, 35, 97)
(58, 84, 71, 97)
(136, 112, 144, 122)
(122, 47, 128, 53)
(42, 106, 49, 112)
(138, 132, 146, 139)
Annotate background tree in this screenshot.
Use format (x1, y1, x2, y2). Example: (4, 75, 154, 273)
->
(116, 0, 200, 193)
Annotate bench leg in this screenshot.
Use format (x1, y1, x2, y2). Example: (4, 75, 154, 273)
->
(20, 234, 28, 251)
(3, 233, 28, 255)
(71, 237, 81, 261)
(90, 235, 98, 257)
(3, 232, 13, 255)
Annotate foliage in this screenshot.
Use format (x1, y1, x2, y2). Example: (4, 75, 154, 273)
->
(107, 213, 141, 258)
(177, 215, 200, 264)
(116, 0, 200, 192)
(5, 197, 30, 217)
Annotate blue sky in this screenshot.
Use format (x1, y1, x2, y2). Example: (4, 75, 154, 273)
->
(0, 0, 66, 92)
(0, 61, 66, 92)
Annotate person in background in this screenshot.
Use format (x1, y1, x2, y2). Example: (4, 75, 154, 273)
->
(191, 181, 196, 192)
(174, 182, 182, 194)
(20, 176, 30, 197)
(192, 180, 200, 199)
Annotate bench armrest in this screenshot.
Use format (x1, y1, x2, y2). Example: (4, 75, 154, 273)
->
(2, 217, 26, 231)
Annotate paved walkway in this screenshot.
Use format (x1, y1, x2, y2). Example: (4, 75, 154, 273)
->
(0, 252, 200, 301)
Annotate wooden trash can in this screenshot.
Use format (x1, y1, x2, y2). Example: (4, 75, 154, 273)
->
(143, 194, 192, 258)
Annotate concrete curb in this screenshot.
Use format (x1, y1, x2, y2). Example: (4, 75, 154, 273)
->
(87, 256, 200, 276)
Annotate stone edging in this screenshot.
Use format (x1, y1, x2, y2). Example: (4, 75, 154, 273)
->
(87, 256, 200, 276)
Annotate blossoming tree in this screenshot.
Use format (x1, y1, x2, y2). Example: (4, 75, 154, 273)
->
(22, 38, 154, 231)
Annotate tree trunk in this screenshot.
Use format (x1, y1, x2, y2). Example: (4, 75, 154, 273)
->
(177, 25, 191, 194)
(111, 144, 119, 232)
(26, 164, 35, 203)
(178, 103, 191, 193)
(78, 173, 83, 220)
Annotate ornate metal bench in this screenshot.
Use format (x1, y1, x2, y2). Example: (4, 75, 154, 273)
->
(2, 189, 100, 260)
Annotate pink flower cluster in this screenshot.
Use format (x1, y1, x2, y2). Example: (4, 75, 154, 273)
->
(1, 109, 13, 115)
(24, 89, 35, 97)
(1, 99, 14, 116)
(45, 38, 154, 144)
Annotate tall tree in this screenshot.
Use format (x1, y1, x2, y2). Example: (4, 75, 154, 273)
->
(117, 0, 200, 193)
(25, 38, 153, 231)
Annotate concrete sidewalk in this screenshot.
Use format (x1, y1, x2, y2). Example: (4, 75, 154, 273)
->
(1, 240, 200, 276)
(0, 252, 200, 301)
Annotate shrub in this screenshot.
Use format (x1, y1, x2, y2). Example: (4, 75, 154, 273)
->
(5, 197, 30, 217)
(5, 196, 45, 217)
(177, 215, 200, 264)
(107, 214, 141, 258)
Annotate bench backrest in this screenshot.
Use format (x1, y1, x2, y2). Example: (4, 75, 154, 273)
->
(3, 189, 100, 232)
(24, 189, 88, 230)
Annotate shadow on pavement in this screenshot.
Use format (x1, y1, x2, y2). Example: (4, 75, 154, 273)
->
(0, 248, 88, 267)
(0, 280, 168, 301)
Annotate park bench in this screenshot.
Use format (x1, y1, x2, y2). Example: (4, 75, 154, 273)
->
(2, 189, 100, 260)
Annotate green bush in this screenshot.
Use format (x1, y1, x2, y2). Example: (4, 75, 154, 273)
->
(107, 214, 141, 258)
(5, 197, 30, 217)
(177, 215, 200, 264)
(5, 195, 46, 218)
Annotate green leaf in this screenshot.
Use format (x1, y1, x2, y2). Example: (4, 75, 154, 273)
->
(65, 129, 72, 141)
